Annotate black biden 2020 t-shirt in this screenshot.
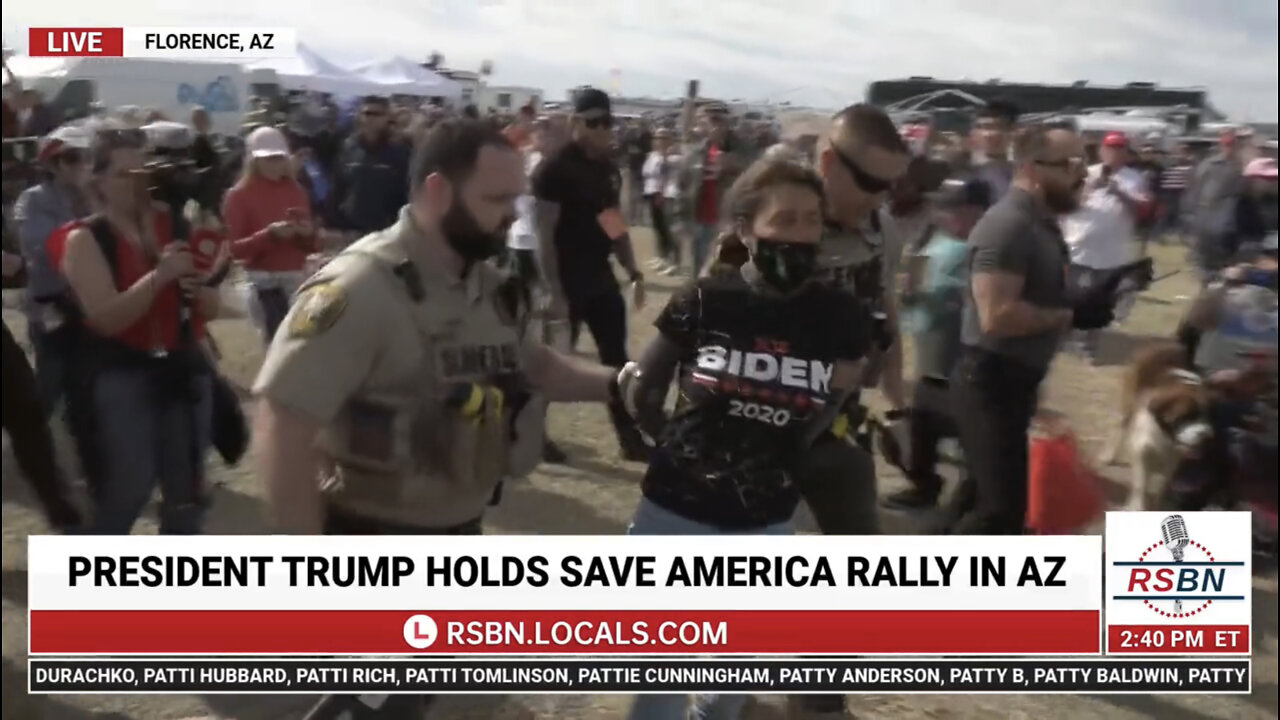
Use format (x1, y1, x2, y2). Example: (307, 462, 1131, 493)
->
(644, 275, 871, 530)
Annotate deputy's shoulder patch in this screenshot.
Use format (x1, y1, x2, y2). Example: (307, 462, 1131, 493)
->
(288, 281, 348, 338)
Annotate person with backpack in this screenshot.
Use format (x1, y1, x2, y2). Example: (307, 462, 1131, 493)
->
(46, 125, 221, 534)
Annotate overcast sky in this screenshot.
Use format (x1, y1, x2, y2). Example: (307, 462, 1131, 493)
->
(4, 0, 1277, 119)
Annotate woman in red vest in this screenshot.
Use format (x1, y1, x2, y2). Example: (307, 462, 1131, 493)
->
(49, 126, 221, 534)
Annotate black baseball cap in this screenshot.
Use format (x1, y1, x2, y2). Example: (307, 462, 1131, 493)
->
(933, 177, 992, 210)
(574, 88, 611, 115)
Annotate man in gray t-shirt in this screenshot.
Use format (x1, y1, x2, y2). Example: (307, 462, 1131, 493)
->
(958, 186, 1073, 374)
(941, 123, 1149, 535)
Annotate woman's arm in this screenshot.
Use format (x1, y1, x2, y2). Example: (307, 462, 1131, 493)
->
(222, 188, 273, 262)
(62, 227, 163, 336)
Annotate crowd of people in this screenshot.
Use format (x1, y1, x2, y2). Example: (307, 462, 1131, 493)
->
(1, 78, 1278, 719)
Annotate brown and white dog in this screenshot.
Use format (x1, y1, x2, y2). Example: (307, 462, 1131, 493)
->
(1100, 342, 1215, 511)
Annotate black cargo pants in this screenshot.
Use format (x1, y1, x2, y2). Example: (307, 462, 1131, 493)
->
(792, 429, 880, 714)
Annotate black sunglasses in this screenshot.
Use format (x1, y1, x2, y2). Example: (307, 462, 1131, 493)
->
(1035, 156, 1086, 171)
(832, 146, 894, 195)
(583, 115, 614, 130)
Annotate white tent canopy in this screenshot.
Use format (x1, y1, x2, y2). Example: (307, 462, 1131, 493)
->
(350, 56, 464, 100)
(246, 44, 390, 98)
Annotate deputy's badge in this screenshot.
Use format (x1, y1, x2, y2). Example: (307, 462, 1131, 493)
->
(288, 281, 348, 338)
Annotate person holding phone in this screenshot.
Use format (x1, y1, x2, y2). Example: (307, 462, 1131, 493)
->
(1061, 132, 1154, 363)
(222, 126, 318, 344)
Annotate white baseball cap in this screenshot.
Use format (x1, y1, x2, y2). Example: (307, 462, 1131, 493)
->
(247, 126, 290, 158)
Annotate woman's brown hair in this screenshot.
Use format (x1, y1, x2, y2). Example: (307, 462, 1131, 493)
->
(702, 157, 825, 278)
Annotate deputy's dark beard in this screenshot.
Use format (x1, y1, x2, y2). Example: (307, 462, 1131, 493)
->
(440, 201, 511, 263)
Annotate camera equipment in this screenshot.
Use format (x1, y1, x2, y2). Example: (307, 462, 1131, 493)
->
(140, 121, 208, 230)
(138, 121, 213, 513)
(2, 136, 43, 211)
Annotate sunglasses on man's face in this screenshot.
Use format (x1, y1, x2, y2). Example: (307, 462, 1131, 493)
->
(1035, 156, 1087, 172)
(583, 115, 614, 130)
(833, 147, 894, 195)
(362, 109, 388, 118)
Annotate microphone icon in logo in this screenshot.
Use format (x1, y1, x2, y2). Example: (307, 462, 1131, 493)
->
(1160, 514, 1190, 614)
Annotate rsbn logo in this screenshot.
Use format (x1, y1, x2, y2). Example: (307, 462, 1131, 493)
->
(1111, 514, 1246, 619)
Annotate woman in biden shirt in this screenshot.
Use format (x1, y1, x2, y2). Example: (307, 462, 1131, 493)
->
(617, 156, 872, 720)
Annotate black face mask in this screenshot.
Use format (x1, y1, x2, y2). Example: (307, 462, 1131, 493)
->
(751, 237, 819, 294)
(440, 199, 512, 263)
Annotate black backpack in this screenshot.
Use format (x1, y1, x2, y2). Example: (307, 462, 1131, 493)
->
(58, 216, 247, 491)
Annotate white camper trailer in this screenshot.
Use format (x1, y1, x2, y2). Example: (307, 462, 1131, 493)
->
(1063, 110, 1177, 148)
(6, 57, 267, 136)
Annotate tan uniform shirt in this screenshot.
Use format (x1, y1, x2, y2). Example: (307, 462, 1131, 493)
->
(253, 208, 546, 528)
(816, 208, 898, 393)
(817, 207, 898, 305)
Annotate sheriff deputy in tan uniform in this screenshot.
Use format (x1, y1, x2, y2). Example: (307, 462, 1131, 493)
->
(252, 119, 631, 537)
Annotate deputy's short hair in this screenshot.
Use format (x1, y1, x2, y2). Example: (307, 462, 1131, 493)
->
(830, 103, 909, 154)
(410, 119, 514, 193)
(1013, 121, 1076, 166)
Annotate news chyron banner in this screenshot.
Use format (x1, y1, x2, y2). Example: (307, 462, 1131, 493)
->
(24, 522, 1254, 695)
(1105, 511, 1253, 655)
(28, 27, 297, 59)
(29, 535, 1101, 658)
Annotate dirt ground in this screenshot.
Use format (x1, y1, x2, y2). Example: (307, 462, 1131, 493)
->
(2, 234, 1276, 720)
